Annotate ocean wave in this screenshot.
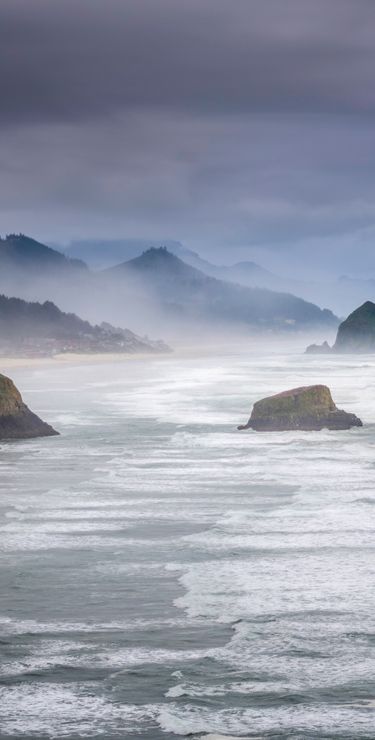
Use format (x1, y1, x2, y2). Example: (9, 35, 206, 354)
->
(0, 683, 158, 737)
(0, 641, 214, 678)
(0, 614, 203, 635)
(157, 701, 375, 737)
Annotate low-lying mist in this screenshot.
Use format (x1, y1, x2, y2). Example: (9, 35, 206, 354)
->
(0, 234, 342, 354)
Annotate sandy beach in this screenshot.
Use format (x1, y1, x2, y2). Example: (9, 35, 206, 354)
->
(0, 351, 170, 371)
(0, 333, 323, 372)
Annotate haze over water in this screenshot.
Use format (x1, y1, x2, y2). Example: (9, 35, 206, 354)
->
(1, 345, 375, 739)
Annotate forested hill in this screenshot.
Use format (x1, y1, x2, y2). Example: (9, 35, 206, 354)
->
(0, 294, 169, 356)
(0, 234, 86, 272)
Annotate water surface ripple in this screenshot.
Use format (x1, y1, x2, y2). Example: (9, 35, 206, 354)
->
(0, 350, 375, 739)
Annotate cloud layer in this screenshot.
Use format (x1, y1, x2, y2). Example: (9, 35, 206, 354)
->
(1, 0, 375, 273)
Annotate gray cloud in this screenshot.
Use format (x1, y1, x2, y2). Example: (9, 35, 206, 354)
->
(1, 0, 375, 273)
(1, 0, 375, 124)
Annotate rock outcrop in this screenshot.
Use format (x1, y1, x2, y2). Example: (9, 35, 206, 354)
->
(306, 301, 375, 354)
(305, 340, 332, 355)
(333, 300, 375, 353)
(238, 385, 362, 431)
(0, 373, 58, 439)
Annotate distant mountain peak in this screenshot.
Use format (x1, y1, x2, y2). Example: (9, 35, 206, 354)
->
(5, 233, 41, 243)
(3, 232, 64, 254)
(63, 238, 185, 269)
(115, 246, 202, 278)
(0, 233, 87, 270)
(106, 243, 337, 329)
(142, 246, 175, 258)
(139, 246, 179, 261)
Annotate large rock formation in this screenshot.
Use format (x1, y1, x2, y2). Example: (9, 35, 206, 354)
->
(0, 373, 58, 439)
(238, 385, 362, 431)
(333, 301, 375, 352)
(305, 340, 332, 355)
(306, 301, 375, 354)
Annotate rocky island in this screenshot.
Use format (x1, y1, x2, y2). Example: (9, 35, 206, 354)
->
(0, 373, 58, 439)
(306, 301, 375, 354)
(238, 385, 362, 431)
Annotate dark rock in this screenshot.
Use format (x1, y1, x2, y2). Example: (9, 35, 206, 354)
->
(238, 384, 362, 431)
(305, 340, 332, 354)
(333, 301, 375, 353)
(0, 373, 58, 439)
(306, 301, 375, 355)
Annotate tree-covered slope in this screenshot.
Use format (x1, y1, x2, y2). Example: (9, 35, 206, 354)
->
(108, 248, 337, 329)
(0, 294, 169, 355)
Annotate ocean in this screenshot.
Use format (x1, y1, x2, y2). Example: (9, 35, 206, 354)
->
(1, 346, 375, 739)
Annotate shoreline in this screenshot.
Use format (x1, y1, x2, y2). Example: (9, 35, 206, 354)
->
(0, 351, 170, 370)
(0, 333, 335, 371)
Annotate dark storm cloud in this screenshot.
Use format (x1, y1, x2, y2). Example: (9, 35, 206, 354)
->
(1, 0, 375, 273)
(1, 0, 375, 125)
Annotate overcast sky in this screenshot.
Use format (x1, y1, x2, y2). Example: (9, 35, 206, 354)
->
(1, 0, 375, 274)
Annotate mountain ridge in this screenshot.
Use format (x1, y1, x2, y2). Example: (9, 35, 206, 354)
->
(1, 233, 87, 271)
(107, 247, 337, 329)
(65, 236, 375, 316)
(0, 234, 338, 333)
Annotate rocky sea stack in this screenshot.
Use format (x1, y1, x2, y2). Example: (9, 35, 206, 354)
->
(0, 373, 58, 439)
(306, 301, 375, 354)
(333, 300, 375, 353)
(238, 385, 362, 431)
